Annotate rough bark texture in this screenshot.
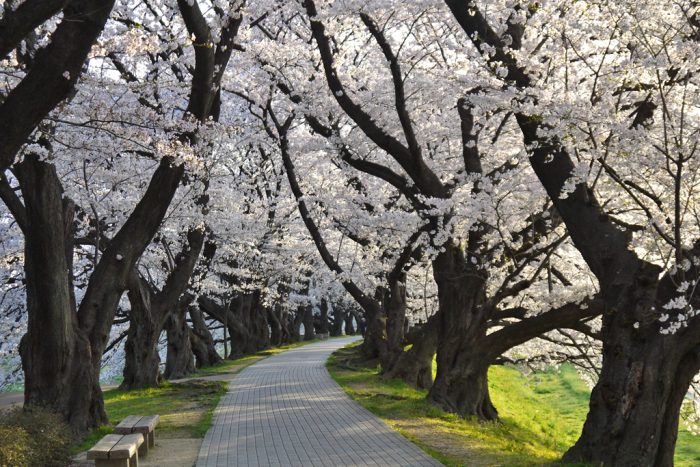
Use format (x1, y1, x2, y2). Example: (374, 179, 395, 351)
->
(302, 304, 316, 341)
(121, 229, 205, 389)
(164, 299, 196, 379)
(330, 305, 345, 336)
(382, 315, 438, 389)
(16, 156, 106, 436)
(189, 306, 223, 368)
(198, 292, 270, 359)
(426, 242, 496, 419)
(121, 276, 161, 389)
(318, 298, 330, 334)
(381, 276, 407, 370)
(360, 305, 385, 360)
(344, 312, 356, 335)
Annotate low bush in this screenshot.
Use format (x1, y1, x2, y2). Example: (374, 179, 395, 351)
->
(0, 406, 71, 467)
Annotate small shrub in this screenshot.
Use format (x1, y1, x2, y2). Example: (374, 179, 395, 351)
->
(0, 406, 71, 467)
(0, 425, 30, 466)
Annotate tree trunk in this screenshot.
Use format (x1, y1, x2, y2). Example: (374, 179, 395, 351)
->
(292, 308, 303, 341)
(562, 276, 700, 466)
(164, 300, 195, 379)
(344, 311, 355, 335)
(189, 306, 222, 368)
(16, 156, 107, 437)
(426, 242, 496, 420)
(360, 305, 385, 360)
(383, 315, 438, 389)
(330, 305, 345, 336)
(268, 307, 283, 346)
(302, 304, 316, 341)
(121, 228, 204, 388)
(121, 277, 161, 389)
(381, 276, 407, 370)
(319, 298, 330, 334)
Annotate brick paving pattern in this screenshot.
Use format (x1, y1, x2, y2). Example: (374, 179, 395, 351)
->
(197, 336, 441, 466)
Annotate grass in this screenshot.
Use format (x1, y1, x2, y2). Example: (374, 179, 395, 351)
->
(328, 342, 700, 467)
(72, 379, 227, 454)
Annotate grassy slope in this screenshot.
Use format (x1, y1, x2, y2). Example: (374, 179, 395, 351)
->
(328, 344, 700, 467)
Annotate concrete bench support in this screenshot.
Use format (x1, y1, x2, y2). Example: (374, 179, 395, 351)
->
(114, 415, 160, 456)
(87, 433, 144, 467)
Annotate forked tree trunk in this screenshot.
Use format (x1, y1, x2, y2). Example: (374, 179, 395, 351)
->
(382, 315, 438, 389)
(189, 306, 222, 368)
(121, 229, 205, 388)
(426, 242, 496, 420)
(16, 156, 106, 436)
(121, 277, 161, 389)
(164, 300, 195, 379)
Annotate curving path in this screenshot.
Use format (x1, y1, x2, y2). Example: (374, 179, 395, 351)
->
(196, 336, 441, 467)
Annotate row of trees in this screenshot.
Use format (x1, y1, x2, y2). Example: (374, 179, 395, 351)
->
(1, 1, 699, 465)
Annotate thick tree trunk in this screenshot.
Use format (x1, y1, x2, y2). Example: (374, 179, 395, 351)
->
(318, 299, 330, 334)
(330, 305, 345, 336)
(16, 156, 107, 437)
(268, 307, 283, 346)
(121, 228, 204, 388)
(189, 306, 222, 368)
(121, 278, 161, 389)
(344, 312, 355, 335)
(427, 242, 496, 420)
(228, 291, 270, 356)
(291, 309, 303, 341)
(360, 305, 385, 360)
(381, 276, 407, 370)
(562, 277, 700, 466)
(164, 300, 195, 379)
(382, 315, 438, 389)
(302, 304, 316, 341)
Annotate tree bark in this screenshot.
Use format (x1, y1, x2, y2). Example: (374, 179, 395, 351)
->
(425, 242, 496, 419)
(15, 156, 106, 436)
(121, 275, 161, 389)
(188, 306, 223, 368)
(0, 0, 116, 171)
(330, 305, 345, 336)
(302, 304, 316, 341)
(319, 298, 330, 334)
(382, 315, 438, 389)
(164, 299, 196, 379)
(344, 311, 356, 335)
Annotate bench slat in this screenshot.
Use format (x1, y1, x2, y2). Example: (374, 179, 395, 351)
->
(133, 415, 159, 432)
(114, 415, 142, 432)
(86, 434, 123, 460)
(109, 433, 144, 458)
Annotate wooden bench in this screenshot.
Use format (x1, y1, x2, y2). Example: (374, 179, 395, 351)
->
(114, 415, 160, 456)
(87, 433, 143, 467)
(317, 332, 330, 340)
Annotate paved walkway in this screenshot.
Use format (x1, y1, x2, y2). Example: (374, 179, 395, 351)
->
(197, 337, 441, 467)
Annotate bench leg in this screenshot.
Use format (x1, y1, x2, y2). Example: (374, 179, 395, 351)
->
(148, 430, 155, 448)
(137, 441, 148, 457)
(130, 449, 139, 467)
(95, 458, 130, 467)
